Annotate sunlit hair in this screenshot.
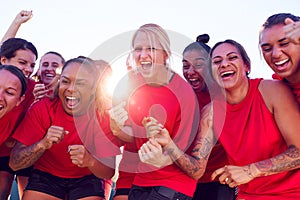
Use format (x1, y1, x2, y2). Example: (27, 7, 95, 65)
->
(131, 23, 171, 65)
(94, 59, 112, 119)
(210, 39, 251, 77)
(0, 65, 27, 97)
(0, 38, 38, 63)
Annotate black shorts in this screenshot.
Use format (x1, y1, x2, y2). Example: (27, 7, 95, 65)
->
(0, 156, 33, 177)
(0, 156, 14, 174)
(114, 188, 131, 196)
(129, 185, 192, 200)
(192, 181, 238, 200)
(26, 169, 105, 200)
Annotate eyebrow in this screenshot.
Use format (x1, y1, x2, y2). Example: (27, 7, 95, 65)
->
(260, 37, 287, 47)
(212, 52, 237, 59)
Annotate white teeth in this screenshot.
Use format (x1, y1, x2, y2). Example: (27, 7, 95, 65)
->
(221, 71, 234, 76)
(274, 59, 288, 65)
(0, 105, 3, 109)
(189, 78, 197, 81)
(45, 73, 55, 77)
(141, 61, 151, 65)
(66, 96, 76, 100)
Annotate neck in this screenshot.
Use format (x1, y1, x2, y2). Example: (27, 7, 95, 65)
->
(285, 69, 300, 84)
(225, 78, 249, 104)
(145, 67, 173, 86)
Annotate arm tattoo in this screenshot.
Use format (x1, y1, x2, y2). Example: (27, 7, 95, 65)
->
(10, 142, 45, 170)
(255, 145, 300, 175)
(163, 105, 214, 179)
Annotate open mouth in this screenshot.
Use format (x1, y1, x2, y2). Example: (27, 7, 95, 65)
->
(0, 105, 4, 111)
(45, 73, 55, 78)
(220, 70, 235, 79)
(65, 96, 80, 109)
(140, 61, 152, 70)
(189, 77, 203, 88)
(273, 58, 289, 72)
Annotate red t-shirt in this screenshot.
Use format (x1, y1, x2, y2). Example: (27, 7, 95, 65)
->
(214, 78, 300, 199)
(272, 74, 300, 103)
(128, 73, 200, 197)
(0, 78, 36, 154)
(13, 98, 120, 178)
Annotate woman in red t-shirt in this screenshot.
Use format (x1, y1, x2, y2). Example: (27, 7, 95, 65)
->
(10, 57, 120, 200)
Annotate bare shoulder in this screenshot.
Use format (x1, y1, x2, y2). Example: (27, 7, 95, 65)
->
(259, 79, 297, 112)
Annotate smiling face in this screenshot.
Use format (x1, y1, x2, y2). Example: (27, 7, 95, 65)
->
(1, 49, 36, 78)
(39, 53, 64, 86)
(58, 62, 96, 116)
(211, 43, 249, 90)
(182, 49, 210, 93)
(260, 24, 300, 83)
(132, 31, 168, 80)
(0, 70, 24, 118)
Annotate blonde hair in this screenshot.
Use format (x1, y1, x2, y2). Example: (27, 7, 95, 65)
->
(131, 23, 171, 60)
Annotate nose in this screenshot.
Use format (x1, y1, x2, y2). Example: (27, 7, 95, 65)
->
(67, 83, 76, 92)
(271, 46, 282, 58)
(220, 57, 233, 68)
(139, 48, 150, 59)
(186, 66, 196, 75)
(24, 65, 34, 76)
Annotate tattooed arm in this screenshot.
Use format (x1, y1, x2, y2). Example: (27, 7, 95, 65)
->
(146, 103, 216, 179)
(9, 125, 68, 171)
(9, 141, 46, 171)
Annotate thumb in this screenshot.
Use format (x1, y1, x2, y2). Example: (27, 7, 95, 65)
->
(285, 17, 294, 25)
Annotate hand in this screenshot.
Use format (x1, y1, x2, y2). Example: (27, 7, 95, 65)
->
(142, 117, 163, 138)
(33, 84, 48, 102)
(109, 101, 128, 134)
(139, 138, 172, 168)
(211, 165, 256, 188)
(284, 18, 300, 44)
(68, 145, 94, 168)
(40, 126, 69, 149)
(14, 10, 33, 25)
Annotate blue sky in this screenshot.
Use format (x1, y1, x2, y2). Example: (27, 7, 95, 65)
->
(1, 0, 299, 79)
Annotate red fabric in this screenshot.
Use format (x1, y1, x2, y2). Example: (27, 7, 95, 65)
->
(115, 143, 139, 189)
(0, 78, 35, 152)
(13, 98, 120, 178)
(0, 106, 23, 147)
(214, 78, 300, 199)
(129, 73, 199, 197)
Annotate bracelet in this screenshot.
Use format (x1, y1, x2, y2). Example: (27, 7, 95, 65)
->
(243, 164, 254, 178)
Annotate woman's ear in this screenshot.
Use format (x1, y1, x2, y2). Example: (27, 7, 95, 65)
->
(0, 56, 8, 64)
(16, 95, 25, 107)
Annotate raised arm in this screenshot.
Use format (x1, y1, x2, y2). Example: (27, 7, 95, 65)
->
(1, 10, 33, 45)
